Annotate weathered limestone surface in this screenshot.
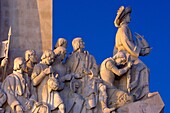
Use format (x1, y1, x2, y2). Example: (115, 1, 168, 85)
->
(117, 93, 164, 113)
(0, 3, 165, 113)
(0, 0, 52, 74)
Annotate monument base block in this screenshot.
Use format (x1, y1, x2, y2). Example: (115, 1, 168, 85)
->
(117, 93, 164, 113)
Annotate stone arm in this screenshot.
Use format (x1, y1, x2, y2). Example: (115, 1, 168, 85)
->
(135, 33, 151, 56)
(31, 65, 46, 86)
(2, 76, 20, 111)
(90, 55, 99, 77)
(118, 26, 140, 58)
(29, 83, 38, 101)
(106, 60, 130, 76)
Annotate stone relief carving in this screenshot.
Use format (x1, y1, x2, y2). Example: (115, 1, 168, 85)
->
(113, 6, 153, 101)
(2, 57, 49, 113)
(0, 6, 164, 113)
(100, 52, 133, 110)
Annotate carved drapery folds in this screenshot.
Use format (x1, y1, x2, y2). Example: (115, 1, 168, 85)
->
(0, 6, 164, 113)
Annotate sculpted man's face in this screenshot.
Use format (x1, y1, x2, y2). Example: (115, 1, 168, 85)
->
(48, 78, 59, 90)
(124, 13, 131, 23)
(30, 53, 38, 64)
(79, 39, 85, 49)
(17, 60, 26, 71)
(45, 55, 55, 65)
(115, 57, 127, 66)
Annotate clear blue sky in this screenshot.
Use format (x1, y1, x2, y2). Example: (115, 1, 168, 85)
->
(53, 0, 169, 112)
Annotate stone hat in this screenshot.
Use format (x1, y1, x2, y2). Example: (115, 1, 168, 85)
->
(114, 6, 132, 27)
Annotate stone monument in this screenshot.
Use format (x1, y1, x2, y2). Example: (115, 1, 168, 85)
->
(0, 3, 164, 113)
(0, 0, 52, 76)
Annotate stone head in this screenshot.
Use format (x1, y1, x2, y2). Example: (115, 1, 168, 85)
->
(72, 37, 85, 51)
(55, 38, 67, 49)
(113, 52, 127, 66)
(25, 49, 38, 64)
(41, 50, 55, 65)
(47, 76, 59, 91)
(54, 46, 67, 61)
(114, 6, 132, 27)
(13, 57, 26, 71)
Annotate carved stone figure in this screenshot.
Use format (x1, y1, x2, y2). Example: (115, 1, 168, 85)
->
(83, 70, 115, 113)
(53, 46, 84, 113)
(31, 50, 55, 102)
(100, 52, 132, 88)
(0, 4, 165, 113)
(65, 37, 99, 112)
(42, 74, 65, 113)
(113, 6, 152, 101)
(2, 57, 49, 113)
(24, 50, 38, 77)
(53, 47, 68, 78)
(100, 52, 133, 110)
(114, 6, 151, 57)
(54, 38, 67, 49)
(0, 58, 8, 82)
(66, 37, 98, 77)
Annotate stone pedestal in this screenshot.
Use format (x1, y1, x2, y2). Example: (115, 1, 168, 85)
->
(117, 93, 164, 113)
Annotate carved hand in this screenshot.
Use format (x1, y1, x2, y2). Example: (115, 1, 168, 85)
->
(16, 105, 23, 113)
(1, 58, 8, 67)
(83, 68, 92, 75)
(25, 100, 33, 110)
(103, 107, 115, 113)
(35, 102, 42, 107)
(127, 62, 132, 68)
(64, 74, 72, 81)
(43, 67, 52, 75)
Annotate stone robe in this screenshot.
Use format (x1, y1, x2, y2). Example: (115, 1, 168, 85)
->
(31, 63, 50, 102)
(2, 71, 38, 113)
(114, 23, 150, 100)
(42, 84, 63, 111)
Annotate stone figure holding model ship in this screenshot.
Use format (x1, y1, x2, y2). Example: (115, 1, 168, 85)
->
(113, 6, 156, 101)
(0, 3, 164, 113)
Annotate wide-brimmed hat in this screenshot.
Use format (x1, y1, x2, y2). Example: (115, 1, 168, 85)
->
(114, 6, 132, 27)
